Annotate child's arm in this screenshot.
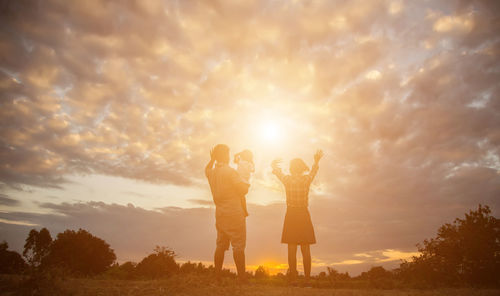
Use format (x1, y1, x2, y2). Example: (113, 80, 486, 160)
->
(230, 169, 250, 196)
(205, 148, 215, 178)
(309, 149, 323, 181)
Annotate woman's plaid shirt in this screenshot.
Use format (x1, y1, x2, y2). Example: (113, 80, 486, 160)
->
(272, 163, 319, 208)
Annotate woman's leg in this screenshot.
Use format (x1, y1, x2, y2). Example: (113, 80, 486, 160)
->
(287, 244, 298, 278)
(300, 244, 311, 280)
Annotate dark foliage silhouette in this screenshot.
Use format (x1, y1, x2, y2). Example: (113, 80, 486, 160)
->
(326, 267, 350, 281)
(398, 204, 500, 287)
(23, 228, 52, 267)
(45, 228, 116, 276)
(359, 266, 394, 289)
(135, 246, 178, 279)
(0, 241, 26, 274)
(254, 266, 269, 279)
(179, 261, 207, 274)
(105, 261, 137, 280)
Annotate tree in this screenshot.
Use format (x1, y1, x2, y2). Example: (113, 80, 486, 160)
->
(45, 229, 116, 275)
(399, 204, 500, 287)
(135, 246, 178, 278)
(0, 241, 26, 274)
(23, 228, 52, 267)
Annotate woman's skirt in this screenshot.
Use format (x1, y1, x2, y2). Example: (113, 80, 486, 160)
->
(281, 207, 316, 244)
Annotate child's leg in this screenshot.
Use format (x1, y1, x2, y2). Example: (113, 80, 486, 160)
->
(287, 244, 298, 278)
(300, 244, 311, 280)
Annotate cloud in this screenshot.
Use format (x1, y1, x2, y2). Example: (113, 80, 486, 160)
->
(188, 199, 214, 207)
(0, 194, 19, 206)
(0, 0, 498, 193)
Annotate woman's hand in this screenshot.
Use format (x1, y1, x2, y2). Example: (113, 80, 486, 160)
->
(210, 148, 215, 161)
(271, 158, 282, 170)
(314, 149, 324, 163)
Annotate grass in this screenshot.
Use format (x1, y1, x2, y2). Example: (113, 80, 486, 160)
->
(1, 274, 499, 296)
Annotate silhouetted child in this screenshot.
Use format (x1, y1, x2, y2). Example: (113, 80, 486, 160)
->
(234, 149, 254, 217)
(271, 150, 323, 284)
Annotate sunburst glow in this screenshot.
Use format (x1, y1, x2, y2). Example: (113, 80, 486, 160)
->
(260, 120, 282, 143)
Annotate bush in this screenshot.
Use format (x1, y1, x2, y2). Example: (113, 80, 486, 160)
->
(135, 246, 178, 279)
(359, 266, 394, 289)
(254, 266, 269, 279)
(104, 261, 137, 280)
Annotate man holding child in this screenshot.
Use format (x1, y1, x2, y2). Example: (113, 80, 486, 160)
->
(205, 144, 249, 282)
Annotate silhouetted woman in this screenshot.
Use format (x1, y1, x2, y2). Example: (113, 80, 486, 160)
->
(271, 150, 323, 284)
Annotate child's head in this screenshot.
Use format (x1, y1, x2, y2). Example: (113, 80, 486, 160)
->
(290, 158, 309, 175)
(239, 149, 253, 163)
(213, 144, 230, 163)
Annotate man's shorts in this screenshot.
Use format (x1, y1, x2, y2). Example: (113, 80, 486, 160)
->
(215, 214, 246, 252)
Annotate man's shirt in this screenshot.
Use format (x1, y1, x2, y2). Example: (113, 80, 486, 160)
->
(272, 163, 319, 208)
(206, 162, 249, 217)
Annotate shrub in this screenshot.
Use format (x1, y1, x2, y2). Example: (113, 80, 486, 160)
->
(254, 266, 269, 279)
(135, 246, 178, 279)
(105, 261, 137, 280)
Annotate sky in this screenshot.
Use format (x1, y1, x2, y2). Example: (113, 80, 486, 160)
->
(0, 0, 499, 276)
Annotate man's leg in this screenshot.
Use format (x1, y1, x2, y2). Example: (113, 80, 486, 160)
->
(300, 244, 311, 280)
(214, 246, 225, 280)
(215, 223, 229, 282)
(233, 249, 246, 280)
(288, 244, 298, 279)
(232, 215, 247, 282)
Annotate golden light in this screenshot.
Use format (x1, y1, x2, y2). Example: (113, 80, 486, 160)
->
(249, 262, 289, 275)
(261, 121, 280, 140)
(257, 119, 286, 146)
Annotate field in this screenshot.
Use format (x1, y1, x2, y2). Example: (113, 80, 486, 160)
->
(1, 274, 499, 296)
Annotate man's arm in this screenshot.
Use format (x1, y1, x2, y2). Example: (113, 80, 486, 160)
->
(205, 148, 215, 178)
(308, 149, 323, 181)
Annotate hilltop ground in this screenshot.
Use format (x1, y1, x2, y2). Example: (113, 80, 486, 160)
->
(1, 274, 499, 296)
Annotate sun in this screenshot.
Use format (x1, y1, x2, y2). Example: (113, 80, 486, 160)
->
(261, 121, 280, 140)
(257, 120, 285, 145)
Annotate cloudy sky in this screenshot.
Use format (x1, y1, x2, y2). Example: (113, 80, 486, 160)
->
(0, 0, 499, 275)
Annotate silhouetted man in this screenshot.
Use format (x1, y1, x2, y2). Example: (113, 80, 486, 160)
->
(205, 144, 249, 282)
